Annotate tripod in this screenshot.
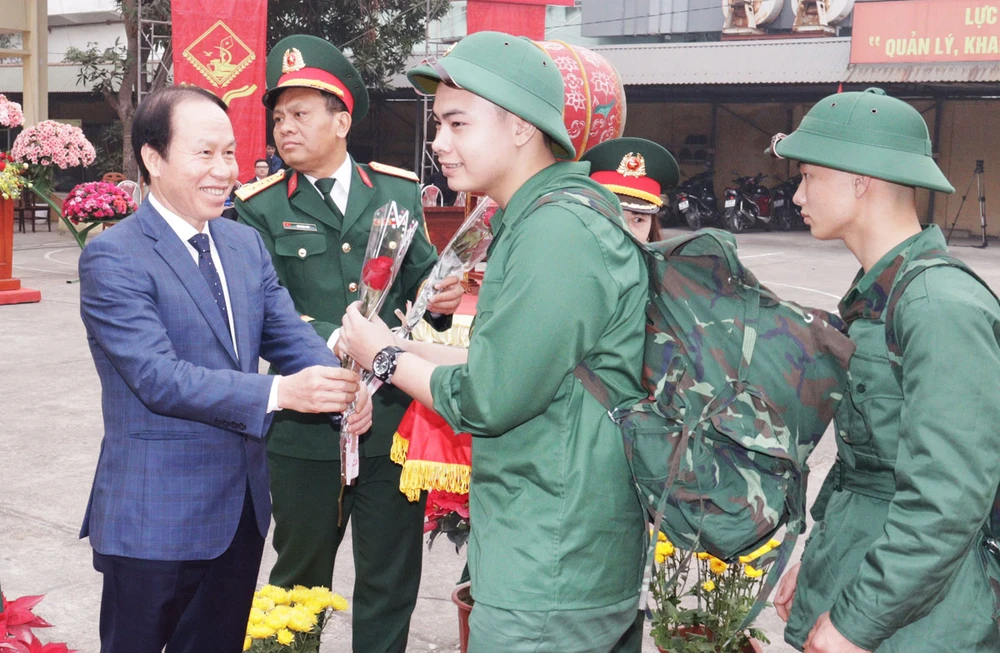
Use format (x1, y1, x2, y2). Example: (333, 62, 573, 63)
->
(946, 160, 989, 248)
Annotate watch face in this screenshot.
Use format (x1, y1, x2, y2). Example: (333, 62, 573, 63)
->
(373, 353, 390, 377)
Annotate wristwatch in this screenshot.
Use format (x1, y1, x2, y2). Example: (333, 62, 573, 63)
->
(372, 346, 405, 384)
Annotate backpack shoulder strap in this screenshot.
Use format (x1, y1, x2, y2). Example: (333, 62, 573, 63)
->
(527, 188, 638, 414)
(884, 250, 998, 371)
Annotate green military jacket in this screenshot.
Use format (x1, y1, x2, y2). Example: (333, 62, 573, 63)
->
(786, 226, 1000, 651)
(235, 159, 440, 460)
(430, 161, 648, 611)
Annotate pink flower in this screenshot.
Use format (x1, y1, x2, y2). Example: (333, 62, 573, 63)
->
(11, 121, 96, 170)
(0, 95, 24, 129)
(62, 181, 137, 224)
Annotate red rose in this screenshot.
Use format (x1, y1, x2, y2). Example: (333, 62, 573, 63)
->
(361, 256, 394, 291)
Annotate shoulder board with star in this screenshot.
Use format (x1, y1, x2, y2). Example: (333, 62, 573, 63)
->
(235, 170, 286, 201)
(368, 161, 419, 183)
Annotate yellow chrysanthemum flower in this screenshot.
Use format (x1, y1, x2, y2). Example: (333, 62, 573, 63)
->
(702, 580, 716, 592)
(655, 552, 666, 565)
(655, 541, 674, 559)
(287, 606, 318, 633)
(252, 596, 276, 612)
(696, 552, 712, 560)
(709, 558, 728, 575)
(276, 628, 295, 646)
(657, 531, 667, 543)
(305, 598, 328, 615)
(247, 622, 276, 639)
(248, 607, 265, 625)
(269, 586, 292, 606)
(331, 594, 349, 612)
(744, 564, 764, 578)
(243, 636, 252, 652)
(289, 585, 313, 604)
(265, 605, 293, 631)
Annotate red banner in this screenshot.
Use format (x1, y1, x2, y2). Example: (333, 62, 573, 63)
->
(852, 0, 1000, 64)
(172, 0, 267, 181)
(467, 0, 575, 39)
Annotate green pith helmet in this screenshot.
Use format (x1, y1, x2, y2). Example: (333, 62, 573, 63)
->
(770, 87, 954, 193)
(581, 137, 679, 214)
(407, 31, 575, 160)
(263, 34, 370, 122)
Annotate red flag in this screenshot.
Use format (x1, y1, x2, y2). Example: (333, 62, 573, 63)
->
(467, 0, 575, 39)
(172, 0, 267, 181)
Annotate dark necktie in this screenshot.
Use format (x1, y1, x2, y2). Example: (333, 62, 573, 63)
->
(188, 233, 231, 335)
(314, 177, 344, 223)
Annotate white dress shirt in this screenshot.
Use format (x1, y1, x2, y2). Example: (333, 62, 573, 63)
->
(149, 192, 283, 412)
(303, 154, 353, 215)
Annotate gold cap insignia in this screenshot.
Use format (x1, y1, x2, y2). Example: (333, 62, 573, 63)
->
(282, 47, 305, 74)
(617, 153, 647, 178)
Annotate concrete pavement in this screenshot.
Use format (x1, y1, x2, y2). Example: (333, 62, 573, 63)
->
(2, 225, 998, 651)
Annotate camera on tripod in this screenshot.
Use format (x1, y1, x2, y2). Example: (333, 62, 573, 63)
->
(946, 160, 988, 249)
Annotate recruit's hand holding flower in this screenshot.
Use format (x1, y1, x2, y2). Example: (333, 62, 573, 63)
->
(426, 275, 464, 314)
(341, 302, 397, 372)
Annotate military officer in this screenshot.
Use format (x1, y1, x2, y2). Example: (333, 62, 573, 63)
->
(580, 136, 679, 243)
(340, 31, 648, 653)
(234, 34, 463, 653)
(769, 89, 1000, 652)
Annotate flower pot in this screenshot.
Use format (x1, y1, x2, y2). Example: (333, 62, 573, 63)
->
(656, 625, 764, 653)
(451, 581, 473, 653)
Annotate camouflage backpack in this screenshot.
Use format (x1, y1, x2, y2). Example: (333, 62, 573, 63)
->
(883, 250, 1000, 615)
(533, 188, 855, 622)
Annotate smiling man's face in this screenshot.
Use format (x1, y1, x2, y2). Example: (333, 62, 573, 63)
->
(144, 97, 237, 230)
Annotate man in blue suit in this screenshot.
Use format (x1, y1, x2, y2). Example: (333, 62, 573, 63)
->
(78, 85, 372, 653)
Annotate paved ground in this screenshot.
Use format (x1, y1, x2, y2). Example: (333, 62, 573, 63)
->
(2, 225, 998, 652)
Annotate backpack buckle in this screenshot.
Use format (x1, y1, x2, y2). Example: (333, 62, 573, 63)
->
(986, 536, 1000, 559)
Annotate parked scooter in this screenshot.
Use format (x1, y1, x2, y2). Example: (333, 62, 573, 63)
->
(769, 175, 804, 231)
(723, 173, 772, 232)
(673, 170, 718, 230)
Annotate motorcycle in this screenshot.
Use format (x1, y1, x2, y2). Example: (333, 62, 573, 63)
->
(723, 173, 772, 233)
(769, 175, 804, 231)
(673, 170, 718, 230)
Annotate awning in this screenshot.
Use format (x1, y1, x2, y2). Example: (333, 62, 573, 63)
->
(588, 38, 852, 86)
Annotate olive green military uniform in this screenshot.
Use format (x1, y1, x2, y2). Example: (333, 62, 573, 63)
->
(772, 89, 1000, 651)
(786, 226, 1000, 651)
(236, 34, 446, 653)
(430, 161, 648, 653)
(409, 32, 647, 653)
(236, 162, 439, 653)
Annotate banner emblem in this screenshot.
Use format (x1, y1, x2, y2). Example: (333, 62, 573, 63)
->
(182, 19, 256, 88)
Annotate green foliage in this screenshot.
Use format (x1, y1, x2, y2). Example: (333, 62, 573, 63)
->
(268, 0, 450, 91)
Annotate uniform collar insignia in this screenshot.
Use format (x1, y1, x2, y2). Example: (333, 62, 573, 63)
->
(282, 47, 305, 74)
(617, 153, 647, 178)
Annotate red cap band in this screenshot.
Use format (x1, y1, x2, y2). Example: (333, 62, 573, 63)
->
(591, 170, 661, 198)
(276, 68, 355, 115)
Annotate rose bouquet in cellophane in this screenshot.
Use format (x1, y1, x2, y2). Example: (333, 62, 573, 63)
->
(339, 201, 419, 486)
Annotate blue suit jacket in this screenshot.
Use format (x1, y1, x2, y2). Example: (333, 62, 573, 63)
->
(79, 201, 339, 561)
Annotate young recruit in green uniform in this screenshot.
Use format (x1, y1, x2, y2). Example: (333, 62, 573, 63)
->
(770, 88, 1000, 653)
(234, 35, 463, 653)
(339, 31, 648, 653)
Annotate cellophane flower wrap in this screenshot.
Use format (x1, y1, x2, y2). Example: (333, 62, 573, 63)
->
(11, 120, 96, 171)
(244, 584, 348, 653)
(0, 95, 24, 129)
(340, 201, 419, 485)
(398, 197, 497, 338)
(0, 152, 27, 200)
(649, 534, 779, 652)
(61, 181, 138, 224)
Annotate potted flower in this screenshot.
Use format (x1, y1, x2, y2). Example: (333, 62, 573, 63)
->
(1, 592, 77, 652)
(10, 119, 97, 247)
(58, 180, 138, 245)
(243, 584, 349, 652)
(649, 533, 779, 653)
